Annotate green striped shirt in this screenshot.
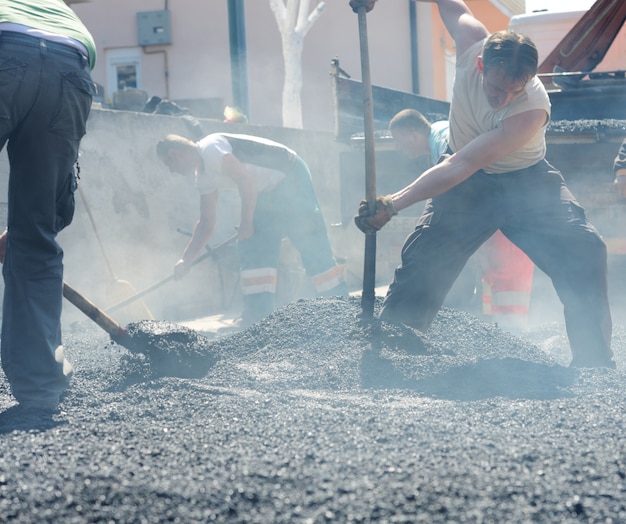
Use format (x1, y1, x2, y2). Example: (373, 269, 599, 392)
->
(0, 0, 96, 69)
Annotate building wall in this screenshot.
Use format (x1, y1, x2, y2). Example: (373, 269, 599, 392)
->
(71, 1, 514, 133)
(73, 1, 418, 132)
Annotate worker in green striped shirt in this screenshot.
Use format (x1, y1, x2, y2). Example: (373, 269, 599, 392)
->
(0, 0, 97, 411)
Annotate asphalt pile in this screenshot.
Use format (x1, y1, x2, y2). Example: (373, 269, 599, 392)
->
(1, 296, 625, 523)
(547, 118, 626, 138)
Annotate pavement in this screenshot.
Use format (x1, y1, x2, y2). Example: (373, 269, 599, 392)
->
(180, 311, 242, 337)
(2, 296, 625, 523)
(179, 286, 391, 337)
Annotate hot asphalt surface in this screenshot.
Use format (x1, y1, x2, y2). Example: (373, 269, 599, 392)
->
(1, 296, 626, 523)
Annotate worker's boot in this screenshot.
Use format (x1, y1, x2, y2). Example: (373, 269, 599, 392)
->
(241, 292, 275, 328)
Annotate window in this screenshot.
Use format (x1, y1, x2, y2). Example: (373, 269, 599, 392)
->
(106, 48, 142, 103)
(116, 64, 137, 90)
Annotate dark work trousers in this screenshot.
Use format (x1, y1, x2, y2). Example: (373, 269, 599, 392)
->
(0, 32, 95, 406)
(380, 159, 614, 367)
(238, 157, 343, 321)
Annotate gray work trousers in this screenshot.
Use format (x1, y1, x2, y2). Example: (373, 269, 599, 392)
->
(238, 156, 346, 324)
(0, 31, 95, 406)
(380, 159, 614, 367)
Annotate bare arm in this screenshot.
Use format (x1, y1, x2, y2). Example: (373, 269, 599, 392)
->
(413, 0, 488, 56)
(176, 191, 218, 275)
(221, 153, 258, 240)
(391, 109, 548, 211)
(0, 228, 6, 263)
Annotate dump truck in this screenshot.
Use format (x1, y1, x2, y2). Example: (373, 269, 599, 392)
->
(331, 0, 626, 319)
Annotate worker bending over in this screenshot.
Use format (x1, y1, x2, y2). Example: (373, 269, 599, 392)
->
(157, 132, 347, 327)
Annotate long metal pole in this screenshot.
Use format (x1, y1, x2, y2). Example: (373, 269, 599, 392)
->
(356, 6, 377, 319)
(409, 0, 420, 94)
(227, 0, 250, 117)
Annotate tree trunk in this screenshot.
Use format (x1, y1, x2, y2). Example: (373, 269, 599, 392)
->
(281, 36, 304, 128)
(268, 0, 326, 129)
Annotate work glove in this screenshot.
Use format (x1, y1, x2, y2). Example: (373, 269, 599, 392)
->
(354, 195, 397, 233)
(349, 0, 378, 13)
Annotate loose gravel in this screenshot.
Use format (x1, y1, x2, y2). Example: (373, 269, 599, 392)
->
(1, 296, 625, 523)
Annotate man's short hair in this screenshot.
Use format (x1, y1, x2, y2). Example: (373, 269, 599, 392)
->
(388, 109, 432, 134)
(156, 134, 195, 159)
(482, 30, 538, 84)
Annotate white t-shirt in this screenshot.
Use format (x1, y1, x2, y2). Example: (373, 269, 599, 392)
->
(449, 39, 551, 174)
(195, 134, 288, 195)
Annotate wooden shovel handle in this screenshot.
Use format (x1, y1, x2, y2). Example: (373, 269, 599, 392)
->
(63, 281, 128, 343)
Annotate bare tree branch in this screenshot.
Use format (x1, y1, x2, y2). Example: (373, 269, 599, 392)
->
(298, 1, 326, 36)
(268, 0, 286, 30)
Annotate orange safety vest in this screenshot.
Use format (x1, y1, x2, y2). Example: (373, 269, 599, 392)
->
(481, 230, 534, 331)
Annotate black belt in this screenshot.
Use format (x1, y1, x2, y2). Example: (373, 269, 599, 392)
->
(0, 30, 89, 66)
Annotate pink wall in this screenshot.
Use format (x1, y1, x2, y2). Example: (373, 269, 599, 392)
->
(73, 1, 420, 131)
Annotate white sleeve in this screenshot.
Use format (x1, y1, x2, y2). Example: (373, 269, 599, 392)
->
(195, 135, 233, 195)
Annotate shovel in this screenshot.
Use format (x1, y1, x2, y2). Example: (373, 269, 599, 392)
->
(63, 281, 130, 346)
(105, 233, 239, 315)
(63, 281, 218, 376)
(77, 184, 154, 323)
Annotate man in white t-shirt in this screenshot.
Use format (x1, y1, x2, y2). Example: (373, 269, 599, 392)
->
(157, 133, 348, 327)
(379, 108, 536, 334)
(355, 0, 614, 368)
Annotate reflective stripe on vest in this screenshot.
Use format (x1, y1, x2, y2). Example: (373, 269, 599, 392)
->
(311, 265, 344, 293)
(483, 285, 531, 314)
(482, 282, 531, 329)
(241, 267, 278, 295)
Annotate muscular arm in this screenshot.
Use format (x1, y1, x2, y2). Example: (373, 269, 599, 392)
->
(413, 0, 488, 56)
(221, 153, 258, 240)
(391, 109, 548, 211)
(180, 191, 218, 265)
(0, 228, 6, 263)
